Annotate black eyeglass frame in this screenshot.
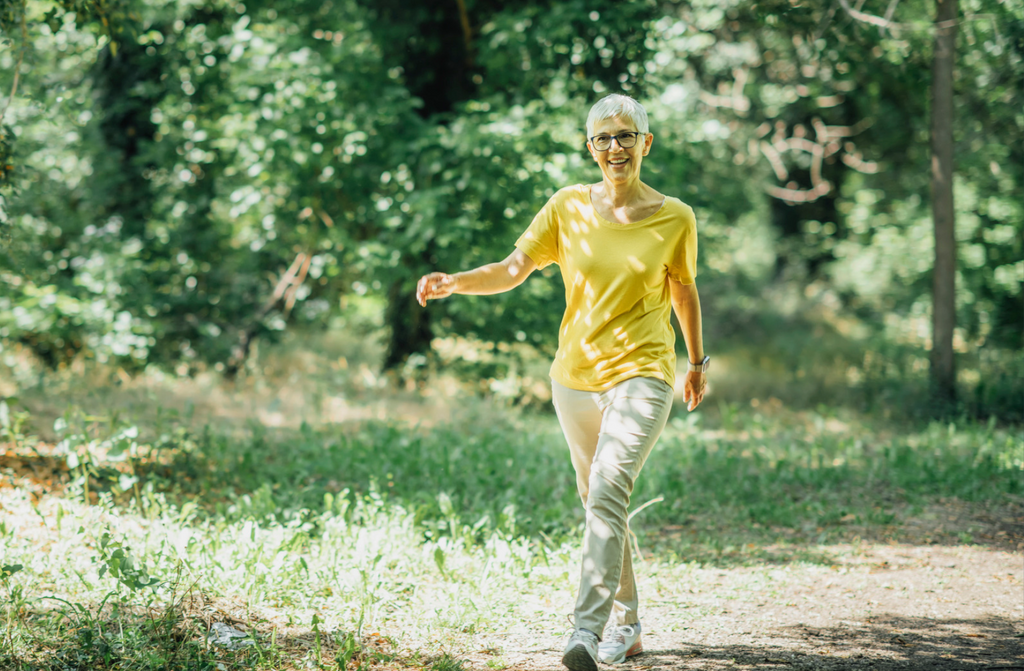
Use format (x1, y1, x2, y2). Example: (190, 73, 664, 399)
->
(588, 131, 646, 151)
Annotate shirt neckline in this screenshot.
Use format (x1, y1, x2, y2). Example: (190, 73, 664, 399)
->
(586, 184, 667, 228)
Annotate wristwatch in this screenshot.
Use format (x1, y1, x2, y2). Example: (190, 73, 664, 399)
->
(687, 355, 710, 373)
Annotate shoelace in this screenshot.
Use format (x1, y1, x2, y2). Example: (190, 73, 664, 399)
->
(607, 625, 637, 645)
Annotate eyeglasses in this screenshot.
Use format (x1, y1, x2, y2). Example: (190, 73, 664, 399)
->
(589, 132, 644, 151)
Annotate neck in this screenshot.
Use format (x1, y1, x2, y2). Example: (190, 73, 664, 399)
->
(599, 176, 646, 206)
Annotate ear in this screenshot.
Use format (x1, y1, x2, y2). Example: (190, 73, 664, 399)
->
(586, 141, 598, 162)
(642, 132, 654, 156)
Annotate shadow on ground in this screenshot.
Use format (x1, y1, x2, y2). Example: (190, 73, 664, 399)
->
(633, 615, 1023, 670)
(637, 494, 1024, 567)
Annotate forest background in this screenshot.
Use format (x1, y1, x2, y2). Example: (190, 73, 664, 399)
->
(0, 1, 1022, 669)
(0, 0, 1022, 418)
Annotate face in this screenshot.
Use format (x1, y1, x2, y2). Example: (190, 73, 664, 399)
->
(587, 115, 654, 185)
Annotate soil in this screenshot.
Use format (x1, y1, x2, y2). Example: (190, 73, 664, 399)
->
(629, 544, 1024, 671)
(472, 508, 1024, 671)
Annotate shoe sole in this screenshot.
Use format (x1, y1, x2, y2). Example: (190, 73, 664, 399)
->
(598, 637, 643, 664)
(562, 644, 598, 671)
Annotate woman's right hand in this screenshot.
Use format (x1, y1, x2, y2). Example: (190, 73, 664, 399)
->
(416, 272, 457, 306)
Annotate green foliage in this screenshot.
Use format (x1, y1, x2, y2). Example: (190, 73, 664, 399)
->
(0, 396, 31, 444)
(0, 389, 1020, 666)
(0, 0, 1020, 414)
(335, 629, 361, 670)
(0, 563, 22, 580)
(95, 530, 159, 592)
(110, 399, 1019, 545)
(648, 0, 1022, 353)
(55, 412, 148, 505)
(430, 652, 468, 671)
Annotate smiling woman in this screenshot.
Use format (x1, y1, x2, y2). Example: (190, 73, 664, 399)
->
(415, 94, 708, 671)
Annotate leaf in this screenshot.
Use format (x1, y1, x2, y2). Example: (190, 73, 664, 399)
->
(117, 473, 138, 491)
(433, 546, 447, 577)
(106, 438, 130, 460)
(1, 563, 23, 579)
(438, 492, 454, 517)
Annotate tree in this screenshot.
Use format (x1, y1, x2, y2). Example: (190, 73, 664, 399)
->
(930, 0, 957, 408)
(1, 0, 1019, 419)
(356, 0, 659, 372)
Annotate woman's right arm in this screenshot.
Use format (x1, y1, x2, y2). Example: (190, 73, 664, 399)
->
(416, 248, 537, 307)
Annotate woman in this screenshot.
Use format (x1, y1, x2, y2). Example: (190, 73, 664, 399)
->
(416, 94, 708, 671)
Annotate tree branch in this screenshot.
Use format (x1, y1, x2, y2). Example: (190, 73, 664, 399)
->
(454, 0, 473, 66)
(836, 0, 899, 30)
(225, 251, 309, 376)
(0, 9, 28, 129)
(881, 0, 901, 35)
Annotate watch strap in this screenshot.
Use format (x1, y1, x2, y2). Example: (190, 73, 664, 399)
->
(687, 355, 710, 373)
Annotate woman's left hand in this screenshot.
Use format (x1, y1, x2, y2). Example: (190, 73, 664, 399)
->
(683, 371, 706, 411)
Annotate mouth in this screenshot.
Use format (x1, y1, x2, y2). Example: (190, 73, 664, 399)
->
(607, 157, 629, 167)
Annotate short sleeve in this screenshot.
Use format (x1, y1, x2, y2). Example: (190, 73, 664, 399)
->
(667, 204, 698, 284)
(515, 194, 561, 269)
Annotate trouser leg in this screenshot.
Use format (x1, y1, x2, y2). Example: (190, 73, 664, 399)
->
(551, 377, 673, 636)
(551, 381, 603, 508)
(610, 526, 638, 628)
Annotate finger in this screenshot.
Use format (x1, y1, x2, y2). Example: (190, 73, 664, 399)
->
(421, 276, 437, 305)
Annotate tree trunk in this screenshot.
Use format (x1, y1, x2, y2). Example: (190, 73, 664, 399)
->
(930, 0, 957, 411)
(383, 278, 433, 375)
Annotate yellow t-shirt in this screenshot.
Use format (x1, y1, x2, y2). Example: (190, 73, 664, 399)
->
(516, 184, 698, 392)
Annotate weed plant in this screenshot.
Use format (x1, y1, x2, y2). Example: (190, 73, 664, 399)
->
(0, 378, 1020, 668)
(142, 401, 1022, 547)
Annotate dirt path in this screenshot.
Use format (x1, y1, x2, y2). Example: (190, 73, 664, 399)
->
(475, 540, 1022, 671)
(639, 544, 1021, 670)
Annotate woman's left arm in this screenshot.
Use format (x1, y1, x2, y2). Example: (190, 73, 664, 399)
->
(669, 278, 706, 411)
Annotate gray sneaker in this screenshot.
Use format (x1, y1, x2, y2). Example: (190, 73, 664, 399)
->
(598, 623, 642, 664)
(562, 628, 599, 671)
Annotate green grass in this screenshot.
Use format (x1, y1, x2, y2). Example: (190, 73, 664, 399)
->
(0, 368, 1021, 668)
(31, 397, 1022, 544)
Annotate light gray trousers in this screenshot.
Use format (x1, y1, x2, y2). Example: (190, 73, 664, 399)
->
(551, 376, 673, 636)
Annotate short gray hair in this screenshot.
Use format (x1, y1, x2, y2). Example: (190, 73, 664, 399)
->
(586, 94, 650, 138)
